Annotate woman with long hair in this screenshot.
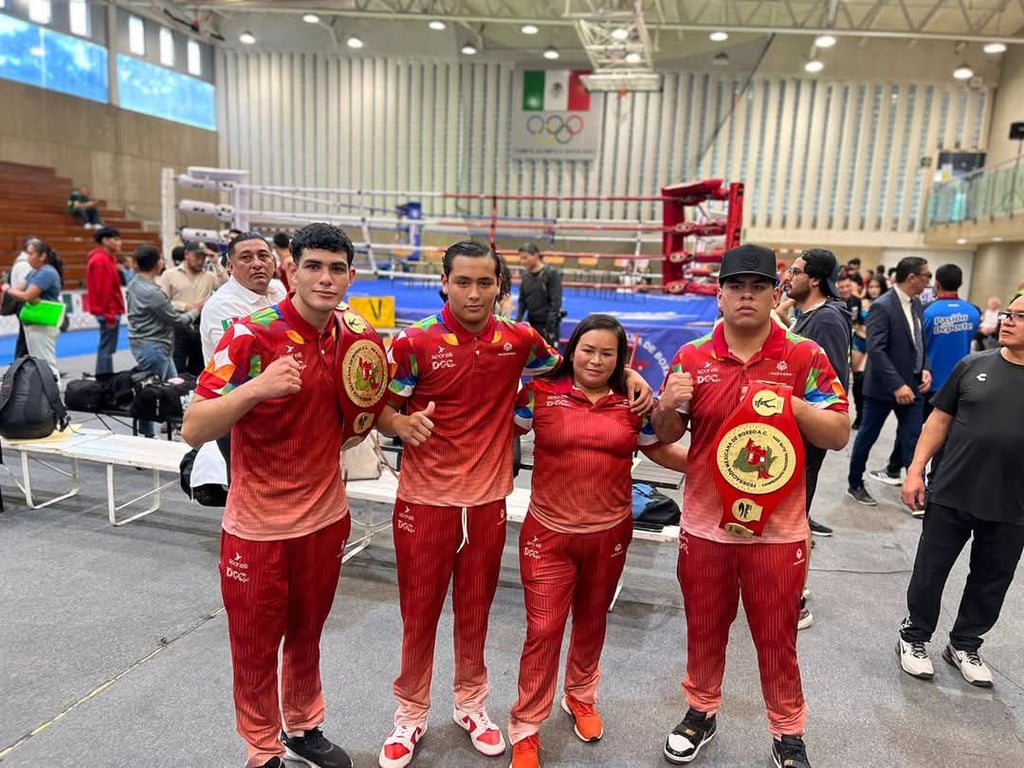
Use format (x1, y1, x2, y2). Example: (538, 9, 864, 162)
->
(507, 313, 687, 768)
(3, 238, 63, 376)
(850, 274, 887, 429)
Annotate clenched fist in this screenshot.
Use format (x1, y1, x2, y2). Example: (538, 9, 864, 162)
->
(659, 371, 694, 413)
(253, 355, 303, 400)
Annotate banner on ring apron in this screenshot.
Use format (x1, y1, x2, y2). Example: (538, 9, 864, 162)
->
(711, 381, 805, 538)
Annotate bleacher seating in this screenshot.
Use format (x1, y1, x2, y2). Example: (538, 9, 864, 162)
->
(0, 161, 158, 288)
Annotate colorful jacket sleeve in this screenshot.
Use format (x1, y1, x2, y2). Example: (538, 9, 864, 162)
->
(195, 323, 262, 400)
(513, 381, 536, 435)
(385, 328, 420, 409)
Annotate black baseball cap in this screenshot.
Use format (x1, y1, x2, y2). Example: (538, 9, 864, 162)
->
(799, 248, 840, 298)
(184, 240, 211, 253)
(94, 226, 121, 243)
(718, 244, 778, 284)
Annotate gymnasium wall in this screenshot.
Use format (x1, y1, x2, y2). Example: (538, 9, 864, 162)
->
(0, 78, 217, 222)
(216, 50, 991, 250)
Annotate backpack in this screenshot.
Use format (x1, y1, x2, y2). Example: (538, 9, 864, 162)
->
(131, 381, 188, 422)
(631, 482, 681, 531)
(103, 368, 160, 411)
(0, 356, 69, 439)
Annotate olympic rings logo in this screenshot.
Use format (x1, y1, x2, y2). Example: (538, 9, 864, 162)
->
(525, 114, 585, 145)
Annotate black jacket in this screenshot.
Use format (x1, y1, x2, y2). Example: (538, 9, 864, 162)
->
(517, 265, 563, 343)
(864, 287, 928, 401)
(792, 299, 852, 388)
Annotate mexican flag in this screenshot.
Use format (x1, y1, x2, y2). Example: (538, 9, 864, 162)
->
(522, 70, 591, 112)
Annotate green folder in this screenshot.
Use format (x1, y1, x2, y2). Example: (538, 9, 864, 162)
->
(19, 300, 66, 328)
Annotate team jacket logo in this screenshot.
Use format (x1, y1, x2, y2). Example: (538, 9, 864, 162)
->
(545, 394, 571, 408)
(498, 341, 516, 357)
(697, 360, 720, 384)
(431, 345, 456, 370)
(523, 535, 542, 559)
(225, 552, 250, 583)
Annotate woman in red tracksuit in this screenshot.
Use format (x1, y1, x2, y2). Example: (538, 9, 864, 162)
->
(507, 313, 688, 768)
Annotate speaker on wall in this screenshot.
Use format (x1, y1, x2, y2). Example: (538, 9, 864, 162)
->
(1010, 121, 1024, 141)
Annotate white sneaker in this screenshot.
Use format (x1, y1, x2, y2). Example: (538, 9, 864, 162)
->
(869, 469, 904, 486)
(798, 606, 814, 631)
(896, 637, 934, 679)
(379, 722, 427, 768)
(453, 706, 506, 756)
(942, 644, 994, 687)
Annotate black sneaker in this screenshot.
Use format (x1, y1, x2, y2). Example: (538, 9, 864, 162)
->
(846, 486, 877, 506)
(281, 727, 353, 768)
(257, 759, 284, 768)
(808, 519, 833, 537)
(772, 734, 811, 768)
(664, 708, 716, 764)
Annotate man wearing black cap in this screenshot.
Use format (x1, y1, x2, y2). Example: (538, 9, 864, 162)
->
(84, 227, 124, 378)
(654, 244, 849, 768)
(785, 249, 852, 541)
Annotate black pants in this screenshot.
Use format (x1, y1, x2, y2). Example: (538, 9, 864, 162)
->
(804, 442, 828, 515)
(172, 326, 205, 377)
(902, 502, 1024, 652)
(887, 401, 939, 479)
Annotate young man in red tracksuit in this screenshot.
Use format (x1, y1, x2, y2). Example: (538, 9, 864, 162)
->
(84, 226, 124, 377)
(653, 244, 849, 768)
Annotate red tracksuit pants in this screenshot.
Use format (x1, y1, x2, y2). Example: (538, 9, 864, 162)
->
(508, 513, 633, 744)
(677, 532, 809, 737)
(220, 515, 350, 768)
(391, 498, 507, 725)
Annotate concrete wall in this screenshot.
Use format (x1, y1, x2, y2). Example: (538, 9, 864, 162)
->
(971, 242, 1024, 306)
(985, 45, 1024, 169)
(0, 79, 217, 222)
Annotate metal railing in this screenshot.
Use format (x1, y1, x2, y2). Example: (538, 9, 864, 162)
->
(927, 153, 1024, 226)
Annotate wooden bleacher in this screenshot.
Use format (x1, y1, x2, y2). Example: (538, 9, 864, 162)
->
(0, 161, 158, 289)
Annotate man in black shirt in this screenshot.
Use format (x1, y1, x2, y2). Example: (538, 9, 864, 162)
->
(896, 294, 1024, 687)
(515, 243, 563, 347)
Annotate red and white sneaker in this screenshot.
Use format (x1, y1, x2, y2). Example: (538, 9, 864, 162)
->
(379, 722, 427, 768)
(453, 706, 507, 756)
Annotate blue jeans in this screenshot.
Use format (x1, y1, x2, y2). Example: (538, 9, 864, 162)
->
(130, 342, 178, 437)
(95, 317, 120, 376)
(847, 394, 924, 490)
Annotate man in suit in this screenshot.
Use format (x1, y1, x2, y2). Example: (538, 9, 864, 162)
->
(847, 256, 932, 507)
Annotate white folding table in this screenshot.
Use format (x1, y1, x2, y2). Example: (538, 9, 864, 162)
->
(1, 428, 112, 510)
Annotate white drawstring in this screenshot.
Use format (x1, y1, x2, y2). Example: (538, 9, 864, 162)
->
(456, 506, 469, 553)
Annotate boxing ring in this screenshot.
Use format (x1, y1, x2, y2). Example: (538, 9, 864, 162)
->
(160, 168, 742, 386)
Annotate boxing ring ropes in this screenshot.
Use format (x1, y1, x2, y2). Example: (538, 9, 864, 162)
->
(160, 167, 744, 298)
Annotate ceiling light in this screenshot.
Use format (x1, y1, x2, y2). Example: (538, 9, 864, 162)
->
(712, 51, 729, 66)
(804, 59, 824, 73)
(625, 52, 642, 64)
(346, 35, 364, 49)
(956, 238, 967, 244)
(709, 31, 729, 42)
(302, 14, 320, 24)
(953, 63, 973, 80)
(239, 31, 256, 45)
(521, 24, 539, 35)
(984, 42, 1007, 54)
(429, 19, 446, 31)
(461, 42, 477, 55)
(611, 28, 630, 41)
(543, 46, 560, 60)
(814, 34, 837, 48)
(992, 236, 1004, 242)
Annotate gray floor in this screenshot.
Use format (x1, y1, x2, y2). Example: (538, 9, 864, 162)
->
(2, 351, 1023, 767)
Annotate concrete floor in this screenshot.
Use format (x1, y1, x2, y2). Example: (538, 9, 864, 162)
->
(1, 351, 1023, 767)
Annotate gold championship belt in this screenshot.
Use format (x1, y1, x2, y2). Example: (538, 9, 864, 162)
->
(711, 381, 805, 537)
(333, 304, 389, 450)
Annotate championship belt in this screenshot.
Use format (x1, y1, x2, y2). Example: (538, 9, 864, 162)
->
(711, 382, 805, 538)
(333, 304, 389, 450)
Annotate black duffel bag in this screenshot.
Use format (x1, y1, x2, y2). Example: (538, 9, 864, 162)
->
(65, 378, 106, 412)
(131, 377, 196, 422)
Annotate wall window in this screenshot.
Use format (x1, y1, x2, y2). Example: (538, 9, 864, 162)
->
(186, 39, 201, 75)
(69, 0, 89, 37)
(0, 14, 108, 103)
(128, 15, 145, 55)
(117, 53, 215, 130)
(159, 26, 174, 66)
(28, 0, 51, 25)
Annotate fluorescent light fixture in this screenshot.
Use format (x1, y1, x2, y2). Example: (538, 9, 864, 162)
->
(611, 28, 630, 41)
(580, 72, 663, 92)
(992, 236, 1004, 241)
(346, 35, 364, 49)
(625, 52, 642, 64)
(709, 31, 728, 42)
(712, 51, 729, 66)
(543, 46, 560, 60)
(953, 63, 973, 80)
(814, 34, 837, 48)
(983, 42, 1007, 54)
(239, 31, 256, 45)
(302, 14, 320, 24)
(29, 45, 45, 57)
(956, 238, 967, 244)
(804, 59, 824, 73)
(521, 24, 539, 35)
(461, 42, 478, 55)
(429, 19, 446, 31)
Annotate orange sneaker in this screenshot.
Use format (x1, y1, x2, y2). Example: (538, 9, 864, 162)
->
(560, 694, 604, 742)
(509, 733, 541, 768)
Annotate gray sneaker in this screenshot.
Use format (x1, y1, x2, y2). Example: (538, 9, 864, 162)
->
(896, 637, 934, 679)
(869, 469, 903, 486)
(847, 486, 878, 506)
(942, 644, 994, 687)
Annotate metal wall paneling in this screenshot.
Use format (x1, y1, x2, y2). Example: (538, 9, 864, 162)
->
(865, 84, 896, 232)
(798, 80, 827, 231)
(885, 83, 914, 231)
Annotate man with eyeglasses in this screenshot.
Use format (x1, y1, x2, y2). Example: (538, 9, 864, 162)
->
(895, 295, 1024, 687)
(847, 256, 932, 507)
